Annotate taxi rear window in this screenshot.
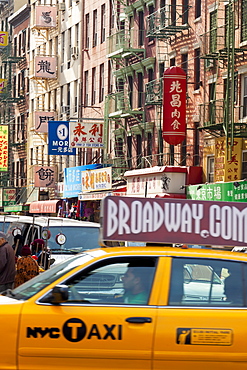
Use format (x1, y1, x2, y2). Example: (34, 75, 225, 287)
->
(169, 257, 246, 307)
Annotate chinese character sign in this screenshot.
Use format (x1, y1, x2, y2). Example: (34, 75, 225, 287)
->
(69, 121, 104, 148)
(215, 137, 241, 182)
(0, 79, 7, 93)
(162, 66, 186, 145)
(0, 32, 8, 48)
(82, 167, 112, 192)
(35, 112, 55, 133)
(3, 188, 15, 206)
(35, 56, 57, 79)
(34, 166, 56, 188)
(0, 125, 8, 172)
(35, 6, 57, 28)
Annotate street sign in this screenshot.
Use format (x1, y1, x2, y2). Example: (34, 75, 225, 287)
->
(48, 121, 76, 155)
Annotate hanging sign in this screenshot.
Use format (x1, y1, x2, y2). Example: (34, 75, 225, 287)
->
(0, 32, 8, 48)
(69, 121, 104, 148)
(0, 125, 8, 171)
(35, 112, 55, 133)
(35, 6, 57, 28)
(162, 66, 186, 146)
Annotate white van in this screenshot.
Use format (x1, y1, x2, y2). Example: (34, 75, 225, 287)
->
(5, 216, 100, 265)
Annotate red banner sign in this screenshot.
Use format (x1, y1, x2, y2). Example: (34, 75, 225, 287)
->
(102, 196, 247, 247)
(162, 66, 186, 145)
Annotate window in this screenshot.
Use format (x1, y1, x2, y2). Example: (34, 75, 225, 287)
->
(242, 151, 247, 179)
(207, 155, 215, 182)
(181, 53, 188, 75)
(195, 0, 201, 19)
(93, 10, 97, 47)
(194, 48, 200, 90)
(182, 0, 189, 24)
(58, 257, 157, 305)
(108, 61, 113, 94)
(128, 75, 133, 108)
(243, 76, 247, 118)
(61, 32, 65, 65)
(92, 67, 96, 105)
(147, 132, 152, 158)
(84, 70, 89, 106)
(138, 11, 144, 46)
(209, 10, 217, 53)
(22, 30, 26, 54)
(68, 28, 71, 68)
(193, 122, 200, 166)
(170, 58, 176, 66)
(241, 0, 247, 42)
(127, 135, 132, 169)
(99, 63, 104, 103)
(85, 14, 90, 49)
(138, 72, 143, 107)
(148, 5, 154, 42)
(136, 134, 142, 168)
(169, 258, 245, 307)
(74, 81, 78, 113)
(101, 4, 106, 43)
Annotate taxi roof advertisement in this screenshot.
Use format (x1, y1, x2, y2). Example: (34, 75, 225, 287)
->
(102, 196, 247, 247)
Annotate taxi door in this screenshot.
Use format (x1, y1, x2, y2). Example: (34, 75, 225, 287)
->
(17, 256, 161, 370)
(153, 256, 247, 370)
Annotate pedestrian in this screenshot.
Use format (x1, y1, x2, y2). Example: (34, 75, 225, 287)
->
(0, 231, 16, 293)
(31, 239, 51, 270)
(14, 245, 39, 288)
(12, 234, 24, 258)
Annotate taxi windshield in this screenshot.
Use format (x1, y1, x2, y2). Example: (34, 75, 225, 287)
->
(1, 253, 94, 301)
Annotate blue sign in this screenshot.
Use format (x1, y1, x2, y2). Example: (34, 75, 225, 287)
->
(63, 164, 103, 198)
(48, 121, 76, 155)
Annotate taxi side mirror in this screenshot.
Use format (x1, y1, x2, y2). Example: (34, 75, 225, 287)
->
(50, 285, 69, 304)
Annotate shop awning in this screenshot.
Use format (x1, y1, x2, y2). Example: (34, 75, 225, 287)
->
(78, 191, 126, 201)
(29, 200, 62, 214)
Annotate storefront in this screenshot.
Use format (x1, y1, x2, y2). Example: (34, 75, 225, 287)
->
(78, 167, 126, 222)
(187, 180, 247, 202)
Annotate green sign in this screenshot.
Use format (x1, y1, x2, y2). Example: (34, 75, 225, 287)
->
(187, 181, 247, 202)
(4, 205, 29, 212)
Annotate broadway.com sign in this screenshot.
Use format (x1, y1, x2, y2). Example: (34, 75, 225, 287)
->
(102, 196, 247, 246)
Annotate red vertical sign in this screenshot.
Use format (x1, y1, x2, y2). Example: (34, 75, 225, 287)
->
(162, 66, 186, 146)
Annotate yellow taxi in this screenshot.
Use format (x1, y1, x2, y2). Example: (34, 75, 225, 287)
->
(1, 245, 247, 370)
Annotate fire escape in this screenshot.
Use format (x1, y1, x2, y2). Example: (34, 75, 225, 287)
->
(199, 0, 247, 151)
(105, 0, 157, 178)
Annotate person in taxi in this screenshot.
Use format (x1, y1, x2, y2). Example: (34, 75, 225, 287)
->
(121, 263, 151, 304)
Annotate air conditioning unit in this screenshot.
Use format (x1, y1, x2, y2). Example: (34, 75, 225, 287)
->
(58, 3, 65, 11)
(205, 59, 214, 69)
(61, 106, 70, 114)
(71, 46, 78, 59)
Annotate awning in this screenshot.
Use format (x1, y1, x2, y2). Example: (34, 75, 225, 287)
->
(78, 191, 126, 201)
(29, 200, 62, 214)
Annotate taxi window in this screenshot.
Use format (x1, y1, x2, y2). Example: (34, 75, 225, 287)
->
(169, 258, 245, 307)
(64, 257, 157, 305)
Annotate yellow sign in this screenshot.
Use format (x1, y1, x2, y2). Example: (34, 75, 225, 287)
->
(215, 137, 241, 182)
(191, 328, 232, 345)
(0, 32, 8, 47)
(0, 79, 7, 93)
